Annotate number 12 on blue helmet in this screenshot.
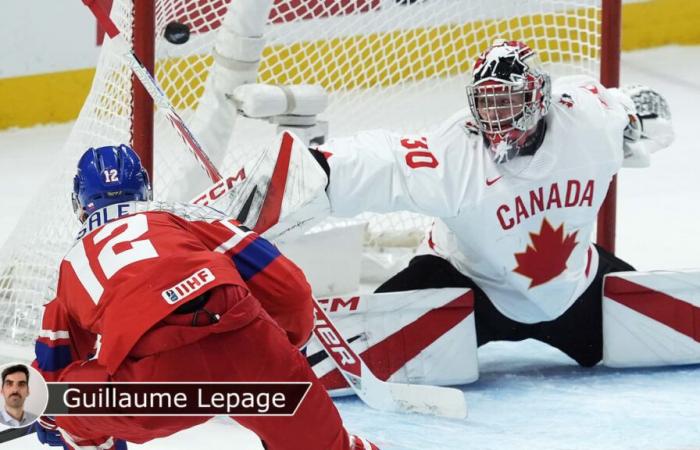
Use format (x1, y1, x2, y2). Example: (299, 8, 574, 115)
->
(72, 145, 152, 222)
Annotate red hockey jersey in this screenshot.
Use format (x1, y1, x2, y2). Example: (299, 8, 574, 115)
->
(34, 201, 313, 379)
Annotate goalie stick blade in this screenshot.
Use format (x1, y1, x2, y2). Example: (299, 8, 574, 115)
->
(313, 301, 467, 419)
(384, 381, 467, 419)
(346, 366, 467, 419)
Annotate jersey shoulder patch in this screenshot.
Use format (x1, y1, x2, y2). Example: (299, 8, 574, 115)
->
(557, 92, 576, 109)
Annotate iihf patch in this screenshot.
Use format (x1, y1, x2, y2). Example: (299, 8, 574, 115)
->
(161, 268, 216, 304)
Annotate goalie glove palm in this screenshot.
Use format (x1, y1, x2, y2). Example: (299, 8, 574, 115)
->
(623, 84, 671, 121)
(610, 84, 674, 167)
(622, 84, 674, 151)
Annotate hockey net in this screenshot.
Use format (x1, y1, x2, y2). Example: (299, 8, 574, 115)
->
(0, 0, 614, 359)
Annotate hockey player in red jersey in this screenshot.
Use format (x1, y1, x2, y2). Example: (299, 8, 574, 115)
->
(33, 145, 378, 450)
(305, 40, 675, 368)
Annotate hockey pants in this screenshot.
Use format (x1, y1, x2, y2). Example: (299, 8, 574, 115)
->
(55, 285, 352, 450)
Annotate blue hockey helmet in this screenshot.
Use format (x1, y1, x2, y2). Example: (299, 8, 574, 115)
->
(72, 144, 152, 221)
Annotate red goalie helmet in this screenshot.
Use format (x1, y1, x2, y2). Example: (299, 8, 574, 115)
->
(466, 40, 551, 163)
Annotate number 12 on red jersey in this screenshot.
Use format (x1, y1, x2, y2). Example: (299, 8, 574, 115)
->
(65, 215, 159, 304)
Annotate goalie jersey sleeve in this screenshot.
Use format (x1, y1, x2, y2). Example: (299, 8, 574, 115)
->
(39, 202, 313, 376)
(319, 111, 484, 219)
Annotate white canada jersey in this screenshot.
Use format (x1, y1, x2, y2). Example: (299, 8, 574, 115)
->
(321, 75, 630, 324)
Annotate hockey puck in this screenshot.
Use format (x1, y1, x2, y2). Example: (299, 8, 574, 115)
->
(164, 21, 190, 45)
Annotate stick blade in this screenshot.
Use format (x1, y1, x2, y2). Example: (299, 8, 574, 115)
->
(359, 374, 467, 419)
(385, 383, 467, 419)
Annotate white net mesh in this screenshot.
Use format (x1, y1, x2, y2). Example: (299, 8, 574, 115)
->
(0, 0, 604, 357)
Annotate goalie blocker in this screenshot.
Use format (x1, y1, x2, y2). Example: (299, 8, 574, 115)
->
(189, 130, 331, 242)
(188, 132, 480, 391)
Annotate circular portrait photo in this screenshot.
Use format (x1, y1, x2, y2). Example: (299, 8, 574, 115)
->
(0, 362, 48, 429)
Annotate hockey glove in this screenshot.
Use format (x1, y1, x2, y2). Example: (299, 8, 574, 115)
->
(35, 417, 65, 448)
(622, 84, 674, 151)
(610, 84, 674, 167)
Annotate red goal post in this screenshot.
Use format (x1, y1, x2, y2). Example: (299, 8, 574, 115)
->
(598, 0, 622, 253)
(131, 0, 155, 180)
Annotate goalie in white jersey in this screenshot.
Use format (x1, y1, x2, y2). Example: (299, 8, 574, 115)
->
(308, 40, 674, 367)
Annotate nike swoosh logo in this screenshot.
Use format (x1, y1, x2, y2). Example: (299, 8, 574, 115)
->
(486, 176, 502, 186)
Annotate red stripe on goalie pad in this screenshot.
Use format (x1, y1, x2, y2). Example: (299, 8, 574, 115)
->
(254, 132, 294, 234)
(320, 292, 473, 390)
(605, 276, 700, 343)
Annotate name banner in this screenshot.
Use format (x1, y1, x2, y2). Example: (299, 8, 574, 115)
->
(45, 382, 311, 416)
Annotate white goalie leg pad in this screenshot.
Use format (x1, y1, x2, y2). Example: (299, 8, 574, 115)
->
(304, 288, 479, 396)
(190, 131, 330, 241)
(603, 270, 700, 368)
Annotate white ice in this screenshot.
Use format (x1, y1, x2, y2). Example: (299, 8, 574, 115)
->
(0, 46, 699, 449)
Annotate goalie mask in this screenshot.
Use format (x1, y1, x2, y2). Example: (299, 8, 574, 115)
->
(72, 144, 152, 222)
(466, 40, 551, 163)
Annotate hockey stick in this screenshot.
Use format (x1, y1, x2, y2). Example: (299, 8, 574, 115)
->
(0, 425, 35, 444)
(81, 0, 466, 420)
(81, 0, 222, 183)
(312, 302, 467, 418)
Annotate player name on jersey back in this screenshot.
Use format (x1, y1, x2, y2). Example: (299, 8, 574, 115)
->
(76, 203, 134, 240)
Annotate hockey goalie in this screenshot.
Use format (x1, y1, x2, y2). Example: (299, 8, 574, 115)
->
(221, 39, 700, 388)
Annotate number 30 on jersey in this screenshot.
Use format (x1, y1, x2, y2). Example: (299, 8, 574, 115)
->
(400, 137, 438, 169)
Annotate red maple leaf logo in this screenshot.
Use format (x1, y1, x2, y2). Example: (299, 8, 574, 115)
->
(513, 219, 578, 288)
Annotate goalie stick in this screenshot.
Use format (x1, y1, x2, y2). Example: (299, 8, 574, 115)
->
(80, 0, 467, 420)
(312, 301, 467, 418)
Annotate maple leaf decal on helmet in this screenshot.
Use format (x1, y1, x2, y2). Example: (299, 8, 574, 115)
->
(513, 218, 578, 288)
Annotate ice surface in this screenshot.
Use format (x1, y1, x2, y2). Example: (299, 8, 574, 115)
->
(0, 46, 698, 449)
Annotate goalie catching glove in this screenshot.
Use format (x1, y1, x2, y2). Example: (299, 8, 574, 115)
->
(610, 84, 674, 167)
(625, 84, 674, 146)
